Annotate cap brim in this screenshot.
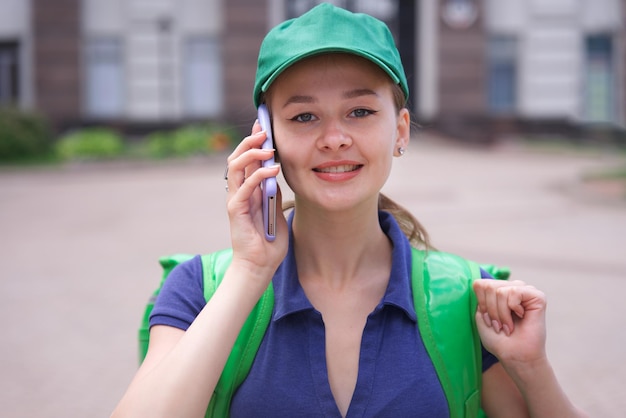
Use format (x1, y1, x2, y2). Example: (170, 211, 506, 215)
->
(260, 47, 401, 95)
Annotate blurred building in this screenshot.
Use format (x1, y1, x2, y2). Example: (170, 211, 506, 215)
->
(0, 0, 624, 142)
(434, 0, 626, 143)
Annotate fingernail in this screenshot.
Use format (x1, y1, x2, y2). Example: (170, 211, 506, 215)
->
(503, 324, 511, 336)
(492, 320, 502, 333)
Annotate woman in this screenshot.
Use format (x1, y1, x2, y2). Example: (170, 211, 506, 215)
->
(112, 4, 586, 417)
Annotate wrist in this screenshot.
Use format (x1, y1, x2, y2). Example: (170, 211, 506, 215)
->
(500, 355, 586, 417)
(500, 354, 551, 385)
(226, 257, 277, 292)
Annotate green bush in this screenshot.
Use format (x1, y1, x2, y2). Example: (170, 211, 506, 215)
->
(144, 131, 173, 159)
(145, 124, 238, 159)
(0, 106, 53, 162)
(55, 128, 125, 161)
(171, 125, 212, 157)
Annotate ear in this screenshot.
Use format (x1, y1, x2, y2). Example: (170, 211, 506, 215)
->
(394, 108, 410, 157)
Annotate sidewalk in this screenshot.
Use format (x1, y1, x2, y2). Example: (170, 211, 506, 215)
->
(1, 137, 624, 417)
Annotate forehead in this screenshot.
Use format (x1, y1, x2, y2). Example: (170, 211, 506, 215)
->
(269, 53, 392, 93)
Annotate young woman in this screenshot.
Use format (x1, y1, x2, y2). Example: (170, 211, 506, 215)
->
(112, 4, 586, 417)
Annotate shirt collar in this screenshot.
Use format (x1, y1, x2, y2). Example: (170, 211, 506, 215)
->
(272, 210, 416, 322)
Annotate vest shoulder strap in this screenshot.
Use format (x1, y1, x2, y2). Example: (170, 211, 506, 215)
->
(200, 249, 274, 418)
(411, 248, 484, 418)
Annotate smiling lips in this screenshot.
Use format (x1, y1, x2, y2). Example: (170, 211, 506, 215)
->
(312, 163, 363, 181)
(313, 164, 361, 174)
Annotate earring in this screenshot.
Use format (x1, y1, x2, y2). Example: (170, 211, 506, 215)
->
(397, 147, 405, 156)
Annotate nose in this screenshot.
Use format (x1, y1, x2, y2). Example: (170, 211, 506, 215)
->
(316, 119, 352, 151)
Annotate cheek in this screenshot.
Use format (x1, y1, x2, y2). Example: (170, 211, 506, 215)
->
(272, 130, 299, 182)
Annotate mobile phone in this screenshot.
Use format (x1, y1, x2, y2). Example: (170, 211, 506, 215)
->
(257, 104, 277, 241)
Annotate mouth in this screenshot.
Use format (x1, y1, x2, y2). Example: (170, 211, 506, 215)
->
(313, 164, 362, 174)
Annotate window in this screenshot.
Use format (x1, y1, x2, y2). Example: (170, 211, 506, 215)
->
(0, 41, 19, 106)
(183, 37, 222, 117)
(85, 38, 124, 117)
(584, 35, 614, 123)
(488, 36, 517, 113)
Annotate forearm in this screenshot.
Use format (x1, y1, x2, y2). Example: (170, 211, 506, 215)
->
(112, 263, 272, 418)
(502, 357, 588, 418)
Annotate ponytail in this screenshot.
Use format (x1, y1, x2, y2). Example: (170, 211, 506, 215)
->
(378, 193, 432, 250)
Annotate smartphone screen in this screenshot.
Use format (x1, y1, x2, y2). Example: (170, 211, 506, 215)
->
(258, 104, 277, 241)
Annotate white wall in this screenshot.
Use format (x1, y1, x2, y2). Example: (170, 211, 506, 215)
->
(83, 0, 126, 34)
(82, 0, 223, 121)
(520, 24, 581, 119)
(485, 0, 526, 33)
(417, 0, 438, 121)
(581, 0, 623, 31)
(0, 0, 33, 108)
(486, 0, 623, 121)
(0, 0, 28, 36)
(181, 0, 223, 34)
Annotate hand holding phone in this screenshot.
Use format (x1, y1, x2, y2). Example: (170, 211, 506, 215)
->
(257, 104, 277, 241)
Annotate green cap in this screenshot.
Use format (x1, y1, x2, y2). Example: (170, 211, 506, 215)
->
(253, 3, 409, 108)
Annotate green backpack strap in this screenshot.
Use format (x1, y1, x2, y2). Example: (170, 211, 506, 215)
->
(138, 253, 196, 362)
(411, 248, 485, 418)
(138, 250, 274, 418)
(201, 249, 274, 418)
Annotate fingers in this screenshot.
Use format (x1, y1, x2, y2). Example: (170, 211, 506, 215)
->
(225, 123, 277, 198)
(473, 280, 546, 336)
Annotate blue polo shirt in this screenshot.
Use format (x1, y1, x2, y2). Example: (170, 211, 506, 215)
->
(151, 211, 497, 417)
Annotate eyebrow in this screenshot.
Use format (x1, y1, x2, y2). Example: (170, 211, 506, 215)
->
(342, 88, 379, 100)
(282, 88, 379, 109)
(283, 95, 316, 108)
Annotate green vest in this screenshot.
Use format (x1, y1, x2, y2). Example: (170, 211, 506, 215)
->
(139, 248, 509, 418)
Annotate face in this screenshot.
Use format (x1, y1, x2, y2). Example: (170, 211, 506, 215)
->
(266, 53, 410, 213)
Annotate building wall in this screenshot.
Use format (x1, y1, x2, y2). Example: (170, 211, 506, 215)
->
(522, 2, 581, 120)
(32, 0, 81, 130)
(5, 0, 624, 136)
(0, 0, 28, 35)
(82, 0, 223, 123)
(222, 0, 268, 125)
(485, 0, 624, 126)
(622, 0, 626, 127)
(434, 0, 489, 142)
(0, 0, 33, 108)
(9, 0, 259, 130)
(417, 0, 438, 122)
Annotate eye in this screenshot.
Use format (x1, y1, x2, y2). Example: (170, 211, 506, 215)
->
(292, 113, 316, 123)
(350, 108, 376, 118)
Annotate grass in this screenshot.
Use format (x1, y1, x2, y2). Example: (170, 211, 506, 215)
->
(521, 136, 626, 158)
(582, 165, 626, 181)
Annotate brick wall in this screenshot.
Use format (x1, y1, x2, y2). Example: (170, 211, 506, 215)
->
(434, 0, 498, 143)
(32, 0, 81, 130)
(222, 0, 268, 127)
(437, 0, 487, 117)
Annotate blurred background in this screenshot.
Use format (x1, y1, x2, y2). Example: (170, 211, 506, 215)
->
(1, 0, 626, 417)
(0, 0, 624, 151)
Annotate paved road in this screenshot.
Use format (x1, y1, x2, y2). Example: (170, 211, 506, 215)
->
(1, 137, 625, 417)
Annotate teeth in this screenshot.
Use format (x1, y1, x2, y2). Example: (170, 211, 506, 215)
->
(317, 165, 359, 173)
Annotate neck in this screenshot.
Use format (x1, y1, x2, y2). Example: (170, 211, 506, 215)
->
(292, 200, 392, 288)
